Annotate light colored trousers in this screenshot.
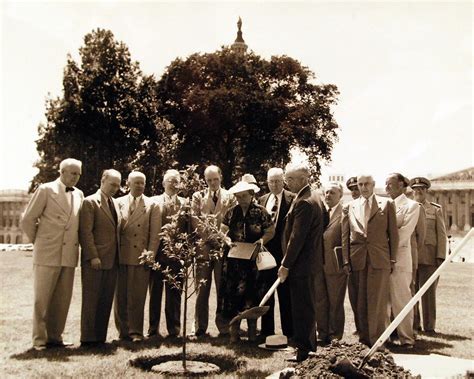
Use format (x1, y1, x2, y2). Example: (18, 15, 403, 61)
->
(193, 259, 227, 334)
(388, 268, 414, 345)
(33, 265, 75, 347)
(114, 264, 149, 338)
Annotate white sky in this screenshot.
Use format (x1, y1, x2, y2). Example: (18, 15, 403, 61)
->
(1, 1, 472, 190)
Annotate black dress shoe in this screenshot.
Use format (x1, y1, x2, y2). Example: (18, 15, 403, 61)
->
(286, 350, 309, 362)
(46, 341, 73, 348)
(81, 341, 104, 348)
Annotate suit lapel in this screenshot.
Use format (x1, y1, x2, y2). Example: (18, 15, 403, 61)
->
(327, 203, 342, 228)
(50, 181, 70, 215)
(352, 198, 364, 229)
(368, 196, 382, 223)
(98, 190, 115, 226)
(128, 196, 146, 225)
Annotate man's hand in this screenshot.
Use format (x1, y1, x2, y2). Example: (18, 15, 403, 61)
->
(90, 257, 102, 270)
(278, 265, 289, 283)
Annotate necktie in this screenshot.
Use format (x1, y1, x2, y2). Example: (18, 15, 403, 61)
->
(364, 198, 371, 229)
(129, 197, 137, 215)
(212, 191, 218, 205)
(328, 207, 332, 220)
(108, 197, 118, 224)
(271, 195, 279, 222)
(66, 186, 74, 192)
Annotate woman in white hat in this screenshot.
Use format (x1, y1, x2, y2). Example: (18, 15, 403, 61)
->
(217, 174, 275, 343)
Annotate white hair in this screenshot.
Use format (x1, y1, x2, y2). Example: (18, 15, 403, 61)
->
(357, 174, 374, 183)
(267, 167, 284, 178)
(163, 169, 180, 182)
(59, 158, 82, 172)
(204, 165, 222, 177)
(285, 162, 310, 178)
(128, 171, 146, 181)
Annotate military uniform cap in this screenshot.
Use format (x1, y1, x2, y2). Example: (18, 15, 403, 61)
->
(409, 177, 431, 189)
(346, 176, 358, 190)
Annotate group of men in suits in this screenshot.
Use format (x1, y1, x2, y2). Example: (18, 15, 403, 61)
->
(21, 157, 447, 356)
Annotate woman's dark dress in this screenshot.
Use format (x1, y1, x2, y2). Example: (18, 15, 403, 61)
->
(217, 201, 273, 320)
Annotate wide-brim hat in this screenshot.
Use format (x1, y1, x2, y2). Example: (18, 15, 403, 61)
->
(258, 334, 292, 351)
(228, 181, 260, 194)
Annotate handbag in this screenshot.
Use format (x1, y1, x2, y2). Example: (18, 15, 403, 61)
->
(256, 246, 277, 271)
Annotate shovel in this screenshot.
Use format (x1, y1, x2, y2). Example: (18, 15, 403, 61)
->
(334, 228, 474, 377)
(229, 278, 281, 325)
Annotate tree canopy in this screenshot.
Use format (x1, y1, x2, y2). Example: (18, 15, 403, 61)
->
(31, 28, 176, 194)
(157, 48, 339, 187)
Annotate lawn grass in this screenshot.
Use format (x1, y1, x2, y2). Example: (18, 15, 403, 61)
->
(1, 250, 472, 377)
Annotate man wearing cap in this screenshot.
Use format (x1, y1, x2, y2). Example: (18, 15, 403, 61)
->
(410, 177, 447, 334)
(79, 169, 121, 347)
(385, 173, 420, 348)
(190, 165, 235, 337)
(342, 174, 398, 347)
(278, 163, 326, 362)
(21, 158, 84, 351)
(114, 171, 161, 342)
(346, 176, 360, 200)
(258, 167, 295, 338)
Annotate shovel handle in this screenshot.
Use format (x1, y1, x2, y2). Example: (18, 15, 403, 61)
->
(259, 278, 281, 307)
(359, 228, 474, 369)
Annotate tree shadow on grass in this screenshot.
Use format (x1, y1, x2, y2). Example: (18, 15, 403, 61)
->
(10, 343, 118, 361)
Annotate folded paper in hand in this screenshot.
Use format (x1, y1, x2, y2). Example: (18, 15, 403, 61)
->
(228, 242, 259, 260)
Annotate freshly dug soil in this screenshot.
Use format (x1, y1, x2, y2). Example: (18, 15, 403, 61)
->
(286, 340, 419, 378)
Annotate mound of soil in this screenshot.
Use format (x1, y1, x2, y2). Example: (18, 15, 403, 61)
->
(285, 340, 419, 378)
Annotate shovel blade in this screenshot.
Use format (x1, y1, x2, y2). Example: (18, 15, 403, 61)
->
(229, 306, 270, 325)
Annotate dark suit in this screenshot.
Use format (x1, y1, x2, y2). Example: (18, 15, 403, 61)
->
(281, 185, 325, 353)
(322, 202, 347, 340)
(79, 190, 120, 343)
(342, 195, 399, 346)
(258, 190, 295, 337)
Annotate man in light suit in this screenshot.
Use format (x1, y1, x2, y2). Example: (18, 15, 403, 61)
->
(322, 182, 350, 341)
(258, 167, 295, 338)
(114, 171, 161, 342)
(21, 158, 84, 350)
(79, 169, 121, 347)
(411, 177, 447, 334)
(278, 163, 325, 362)
(385, 173, 420, 348)
(191, 165, 235, 337)
(342, 174, 398, 347)
(148, 169, 185, 338)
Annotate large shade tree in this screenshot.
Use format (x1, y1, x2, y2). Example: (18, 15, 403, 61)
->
(157, 47, 339, 187)
(31, 28, 176, 195)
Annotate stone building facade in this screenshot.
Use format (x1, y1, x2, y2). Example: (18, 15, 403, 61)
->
(428, 167, 474, 233)
(0, 189, 31, 244)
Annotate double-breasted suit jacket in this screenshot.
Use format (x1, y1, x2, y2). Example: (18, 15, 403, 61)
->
(114, 194, 161, 339)
(341, 195, 399, 346)
(117, 195, 161, 265)
(281, 185, 325, 353)
(21, 178, 84, 268)
(79, 189, 121, 343)
(322, 202, 347, 340)
(258, 189, 295, 337)
(20, 178, 84, 347)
